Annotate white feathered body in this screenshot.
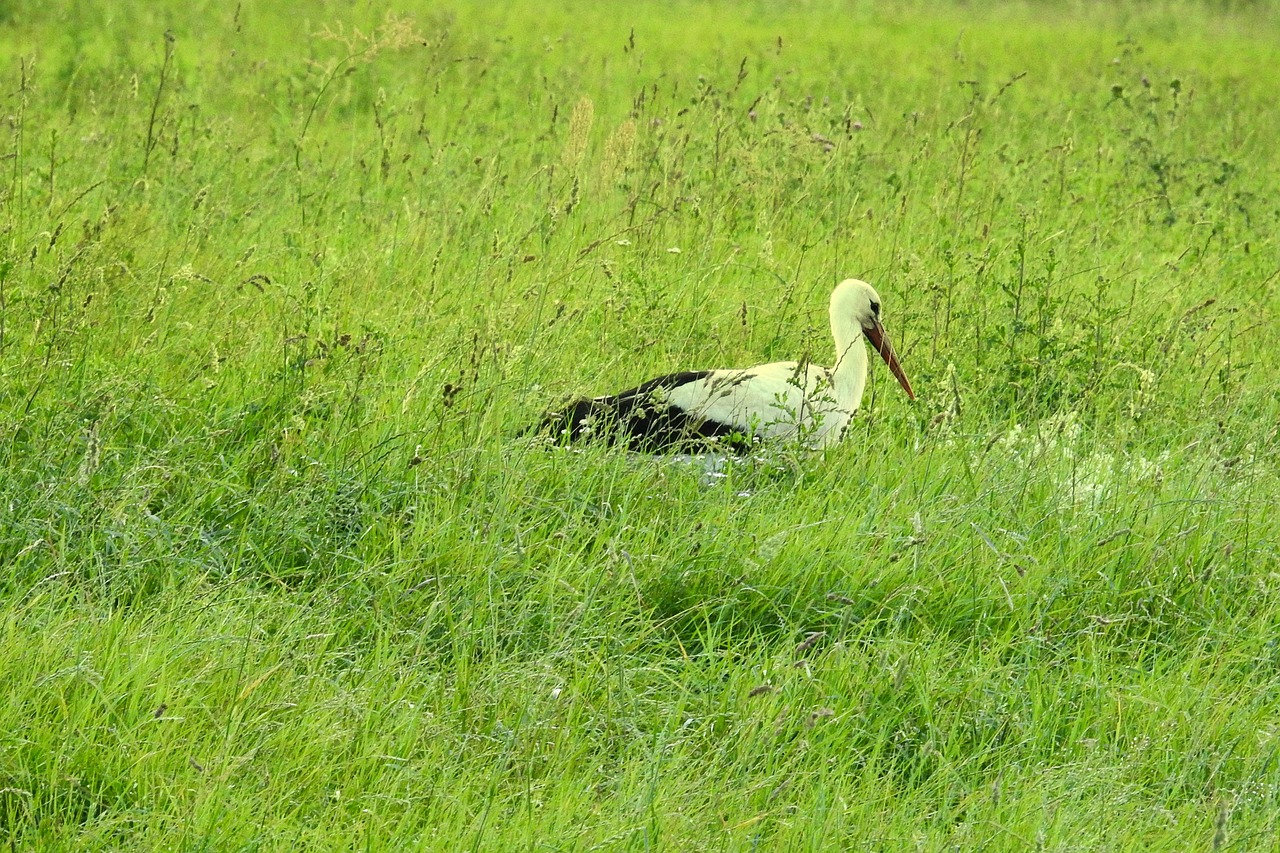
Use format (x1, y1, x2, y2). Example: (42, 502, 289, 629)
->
(658, 358, 863, 448)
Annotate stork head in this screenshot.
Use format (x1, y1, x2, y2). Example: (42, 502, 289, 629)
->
(831, 278, 915, 400)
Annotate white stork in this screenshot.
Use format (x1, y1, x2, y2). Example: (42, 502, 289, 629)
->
(528, 278, 915, 452)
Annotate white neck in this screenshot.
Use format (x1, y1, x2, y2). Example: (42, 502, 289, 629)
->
(829, 315, 869, 413)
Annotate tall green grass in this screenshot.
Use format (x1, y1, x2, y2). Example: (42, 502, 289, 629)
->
(2, 0, 1279, 849)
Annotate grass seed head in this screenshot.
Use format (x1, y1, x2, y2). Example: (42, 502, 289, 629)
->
(561, 95, 595, 171)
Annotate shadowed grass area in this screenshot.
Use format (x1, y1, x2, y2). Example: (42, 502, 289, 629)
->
(2, 0, 1279, 849)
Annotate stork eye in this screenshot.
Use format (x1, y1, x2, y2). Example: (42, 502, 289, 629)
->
(870, 301, 881, 316)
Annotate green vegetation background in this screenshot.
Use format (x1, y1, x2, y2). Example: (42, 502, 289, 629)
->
(2, 0, 1278, 849)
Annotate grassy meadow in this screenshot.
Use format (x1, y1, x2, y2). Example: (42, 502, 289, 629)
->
(3, 0, 1280, 848)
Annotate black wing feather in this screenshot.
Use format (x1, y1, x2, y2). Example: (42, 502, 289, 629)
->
(526, 371, 755, 453)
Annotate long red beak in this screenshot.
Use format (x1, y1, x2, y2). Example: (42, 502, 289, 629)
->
(863, 322, 915, 400)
